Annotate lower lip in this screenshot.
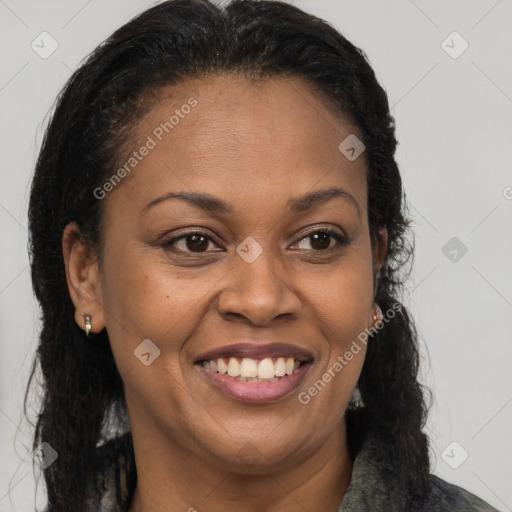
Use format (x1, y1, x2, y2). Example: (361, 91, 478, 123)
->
(195, 362, 312, 403)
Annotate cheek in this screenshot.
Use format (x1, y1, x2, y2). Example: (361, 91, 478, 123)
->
(298, 274, 370, 417)
(99, 257, 212, 423)
(99, 252, 227, 370)
(297, 248, 373, 401)
(302, 253, 375, 347)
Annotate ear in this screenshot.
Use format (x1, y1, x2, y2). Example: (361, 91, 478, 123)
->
(62, 222, 105, 335)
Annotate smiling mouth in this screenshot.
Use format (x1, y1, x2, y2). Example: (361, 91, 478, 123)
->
(196, 356, 310, 383)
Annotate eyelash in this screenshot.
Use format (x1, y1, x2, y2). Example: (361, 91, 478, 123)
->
(161, 227, 350, 255)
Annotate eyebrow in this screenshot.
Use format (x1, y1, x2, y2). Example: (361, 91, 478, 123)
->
(143, 187, 360, 218)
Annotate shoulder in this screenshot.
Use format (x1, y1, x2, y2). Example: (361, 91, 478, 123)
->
(424, 474, 500, 512)
(340, 416, 500, 512)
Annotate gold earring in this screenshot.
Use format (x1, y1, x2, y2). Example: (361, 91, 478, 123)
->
(81, 313, 92, 337)
(372, 304, 383, 325)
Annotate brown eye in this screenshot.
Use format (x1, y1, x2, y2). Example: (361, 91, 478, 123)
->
(162, 231, 219, 254)
(184, 234, 210, 252)
(309, 232, 331, 250)
(294, 229, 349, 251)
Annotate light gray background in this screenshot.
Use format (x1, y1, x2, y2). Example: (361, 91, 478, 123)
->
(1, 0, 511, 510)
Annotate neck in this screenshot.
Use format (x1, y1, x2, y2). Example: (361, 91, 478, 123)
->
(127, 419, 352, 512)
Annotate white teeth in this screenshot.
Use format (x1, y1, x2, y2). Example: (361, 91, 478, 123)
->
(227, 357, 241, 377)
(240, 358, 258, 378)
(202, 356, 305, 379)
(275, 357, 286, 377)
(258, 358, 275, 379)
(217, 358, 228, 375)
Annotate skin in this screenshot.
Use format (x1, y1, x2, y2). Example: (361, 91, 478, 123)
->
(63, 74, 387, 512)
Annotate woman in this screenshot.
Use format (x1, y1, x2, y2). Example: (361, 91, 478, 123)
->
(27, 0, 499, 510)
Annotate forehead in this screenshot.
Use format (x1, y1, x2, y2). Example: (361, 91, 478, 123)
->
(103, 74, 368, 222)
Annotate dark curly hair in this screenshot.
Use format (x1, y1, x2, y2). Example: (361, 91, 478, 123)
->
(26, 0, 430, 510)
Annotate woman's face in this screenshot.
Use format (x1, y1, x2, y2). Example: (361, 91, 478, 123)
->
(74, 74, 386, 471)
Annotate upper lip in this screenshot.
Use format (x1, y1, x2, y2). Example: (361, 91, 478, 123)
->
(194, 342, 314, 363)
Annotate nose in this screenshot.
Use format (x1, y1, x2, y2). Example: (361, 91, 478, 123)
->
(217, 248, 301, 326)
